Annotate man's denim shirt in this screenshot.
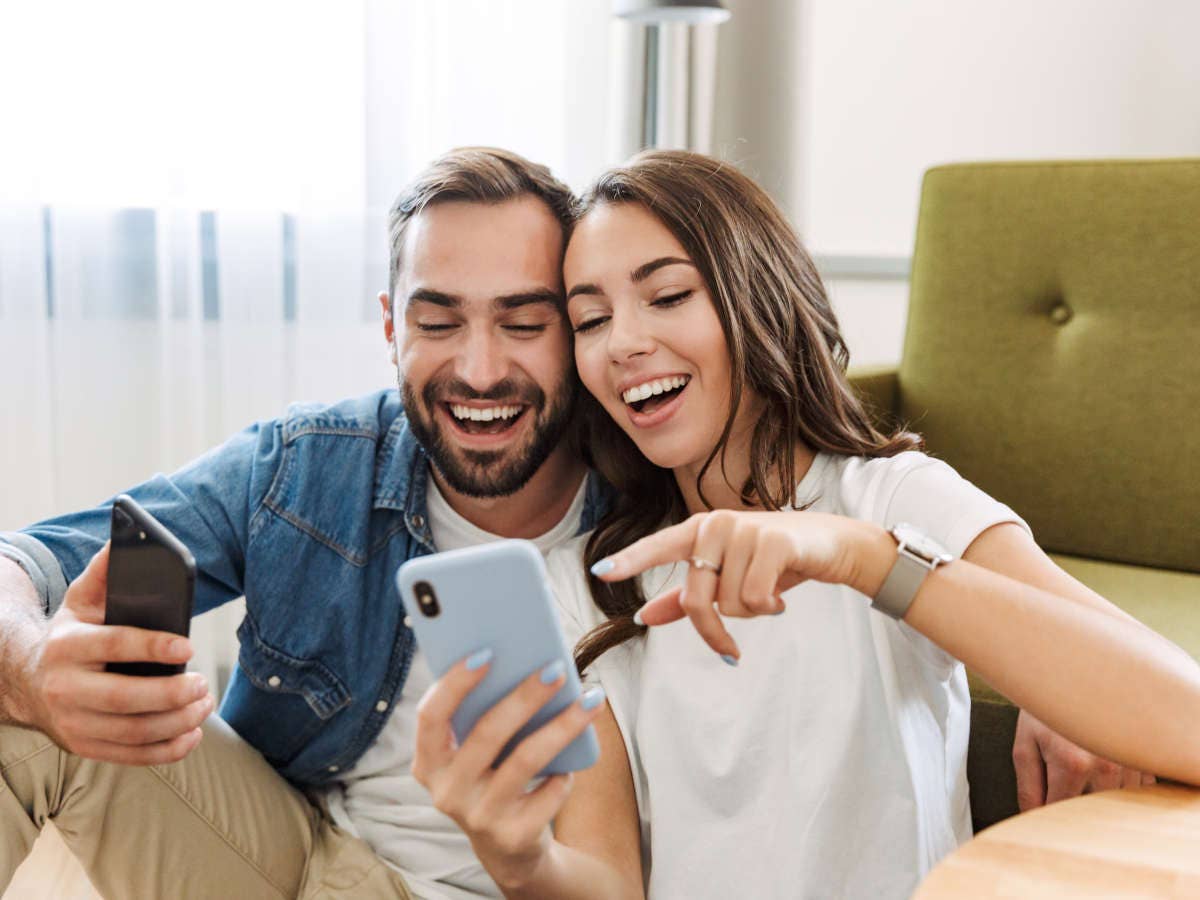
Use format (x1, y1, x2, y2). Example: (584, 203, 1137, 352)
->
(0, 390, 608, 786)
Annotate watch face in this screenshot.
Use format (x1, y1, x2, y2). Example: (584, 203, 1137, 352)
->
(892, 523, 953, 563)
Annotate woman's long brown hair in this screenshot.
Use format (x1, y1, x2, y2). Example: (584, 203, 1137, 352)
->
(572, 150, 922, 674)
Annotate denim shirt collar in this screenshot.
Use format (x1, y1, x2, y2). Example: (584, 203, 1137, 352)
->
(371, 413, 436, 551)
(371, 412, 611, 547)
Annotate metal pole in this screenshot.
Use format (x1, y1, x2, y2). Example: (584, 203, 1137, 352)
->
(642, 24, 660, 148)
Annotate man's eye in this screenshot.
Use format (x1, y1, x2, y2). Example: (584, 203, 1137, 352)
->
(417, 323, 456, 333)
(503, 324, 548, 334)
(573, 316, 609, 334)
(651, 290, 693, 308)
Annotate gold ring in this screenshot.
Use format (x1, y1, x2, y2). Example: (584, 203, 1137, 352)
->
(689, 556, 723, 575)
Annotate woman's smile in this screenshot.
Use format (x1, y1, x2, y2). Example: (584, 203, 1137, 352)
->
(618, 372, 692, 426)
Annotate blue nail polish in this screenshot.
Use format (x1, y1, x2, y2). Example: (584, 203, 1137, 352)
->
(465, 648, 493, 670)
(580, 687, 606, 711)
(719, 654, 739, 667)
(540, 659, 566, 684)
(590, 559, 615, 577)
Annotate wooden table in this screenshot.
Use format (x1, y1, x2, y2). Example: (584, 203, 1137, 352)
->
(914, 784, 1200, 899)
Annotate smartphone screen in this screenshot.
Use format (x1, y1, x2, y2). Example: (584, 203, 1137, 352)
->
(104, 495, 196, 677)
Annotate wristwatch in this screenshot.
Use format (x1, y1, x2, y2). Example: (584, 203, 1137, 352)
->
(871, 523, 955, 620)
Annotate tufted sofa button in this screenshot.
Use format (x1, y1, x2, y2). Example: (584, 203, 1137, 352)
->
(1050, 303, 1073, 325)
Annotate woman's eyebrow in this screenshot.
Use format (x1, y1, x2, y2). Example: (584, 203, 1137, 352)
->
(567, 256, 695, 301)
(566, 283, 602, 301)
(631, 256, 694, 283)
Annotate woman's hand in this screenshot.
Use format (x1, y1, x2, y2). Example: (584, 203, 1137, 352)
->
(411, 651, 606, 892)
(592, 510, 889, 662)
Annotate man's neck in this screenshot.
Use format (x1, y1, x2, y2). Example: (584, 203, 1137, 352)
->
(431, 447, 587, 539)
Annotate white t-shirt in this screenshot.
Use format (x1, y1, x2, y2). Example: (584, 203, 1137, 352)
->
(323, 471, 587, 900)
(547, 451, 1028, 900)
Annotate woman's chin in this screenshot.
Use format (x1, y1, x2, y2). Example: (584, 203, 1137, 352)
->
(621, 430, 704, 472)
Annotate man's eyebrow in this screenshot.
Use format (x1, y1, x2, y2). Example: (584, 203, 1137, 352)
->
(631, 256, 694, 283)
(493, 289, 564, 311)
(407, 288, 460, 308)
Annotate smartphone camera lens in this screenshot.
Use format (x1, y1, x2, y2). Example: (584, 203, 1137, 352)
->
(414, 581, 440, 618)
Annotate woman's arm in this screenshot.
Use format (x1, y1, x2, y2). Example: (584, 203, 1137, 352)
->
(854, 520, 1200, 785)
(596, 510, 1200, 787)
(515, 705, 643, 899)
(412, 654, 642, 899)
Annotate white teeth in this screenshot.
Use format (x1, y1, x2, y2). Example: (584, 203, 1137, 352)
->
(622, 376, 689, 405)
(450, 404, 522, 422)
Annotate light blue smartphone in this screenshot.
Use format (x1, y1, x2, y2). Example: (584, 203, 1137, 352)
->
(396, 539, 600, 775)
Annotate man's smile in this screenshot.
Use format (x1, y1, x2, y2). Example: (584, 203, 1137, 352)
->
(439, 401, 531, 441)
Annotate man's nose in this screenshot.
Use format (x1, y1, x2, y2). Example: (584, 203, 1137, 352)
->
(456, 326, 509, 392)
(606, 307, 656, 363)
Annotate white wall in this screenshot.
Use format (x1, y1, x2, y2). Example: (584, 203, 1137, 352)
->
(804, 0, 1200, 257)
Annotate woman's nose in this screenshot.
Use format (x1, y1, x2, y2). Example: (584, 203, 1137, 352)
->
(606, 308, 656, 363)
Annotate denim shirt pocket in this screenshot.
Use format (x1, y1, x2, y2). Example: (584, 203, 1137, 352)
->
(257, 422, 388, 567)
(222, 613, 354, 767)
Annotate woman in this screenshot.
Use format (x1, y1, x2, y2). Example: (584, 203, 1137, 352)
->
(412, 151, 1200, 898)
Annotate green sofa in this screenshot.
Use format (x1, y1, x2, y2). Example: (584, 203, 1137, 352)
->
(848, 159, 1200, 831)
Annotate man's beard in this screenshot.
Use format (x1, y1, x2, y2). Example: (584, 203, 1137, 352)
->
(401, 372, 577, 499)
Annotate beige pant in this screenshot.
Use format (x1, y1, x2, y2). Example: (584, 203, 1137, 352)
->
(0, 717, 412, 900)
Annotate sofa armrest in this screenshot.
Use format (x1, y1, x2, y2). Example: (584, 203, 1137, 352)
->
(846, 365, 900, 427)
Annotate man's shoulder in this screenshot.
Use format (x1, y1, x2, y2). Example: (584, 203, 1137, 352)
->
(276, 389, 406, 444)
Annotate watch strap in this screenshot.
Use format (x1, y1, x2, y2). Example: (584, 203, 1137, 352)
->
(871, 548, 930, 620)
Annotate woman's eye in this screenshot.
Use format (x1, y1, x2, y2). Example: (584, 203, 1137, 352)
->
(573, 316, 609, 334)
(651, 290, 693, 308)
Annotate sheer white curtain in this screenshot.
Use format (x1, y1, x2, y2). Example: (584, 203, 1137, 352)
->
(0, 0, 615, 690)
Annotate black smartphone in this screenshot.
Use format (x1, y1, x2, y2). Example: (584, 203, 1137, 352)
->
(104, 495, 197, 677)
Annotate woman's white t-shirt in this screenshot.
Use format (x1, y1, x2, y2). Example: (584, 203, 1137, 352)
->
(546, 451, 1028, 900)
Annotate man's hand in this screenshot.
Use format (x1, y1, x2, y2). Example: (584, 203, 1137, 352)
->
(1013, 708, 1155, 810)
(21, 543, 213, 765)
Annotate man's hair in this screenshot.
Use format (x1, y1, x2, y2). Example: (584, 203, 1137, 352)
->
(387, 147, 576, 302)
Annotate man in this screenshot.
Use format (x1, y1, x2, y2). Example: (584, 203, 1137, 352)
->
(0, 147, 1143, 899)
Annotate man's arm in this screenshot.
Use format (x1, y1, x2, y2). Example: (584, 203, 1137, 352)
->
(0, 416, 286, 761)
(1, 548, 210, 763)
(4, 418, 285, 622)
(1013, 709, 1154, 811)
(0, 556, 49, 725)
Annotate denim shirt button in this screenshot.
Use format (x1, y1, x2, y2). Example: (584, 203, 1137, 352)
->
(328, 765, 340, 773)
(411, 513, 425, 529)
(375, 700, 389, 713)
(267, 675, 282, 688)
